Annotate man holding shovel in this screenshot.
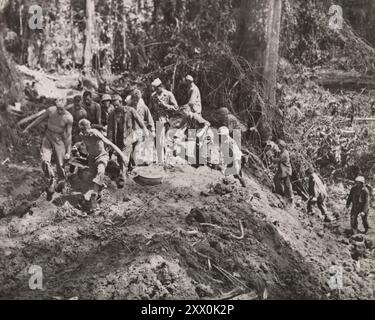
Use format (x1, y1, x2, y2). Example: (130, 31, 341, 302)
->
(24, 98, 73, 200)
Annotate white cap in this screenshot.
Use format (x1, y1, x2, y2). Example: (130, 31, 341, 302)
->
(151, 78, 162, 87)
(186, 75, 194, 82)
(218, 126, 230, 136)
(125, 95, 132, 105)
(355, 176, 365, 184)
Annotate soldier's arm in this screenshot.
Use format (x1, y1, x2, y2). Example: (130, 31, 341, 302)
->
(196, 116, 210, 138)
(168, 92, 179, 110)
(100, 134, 127, 164)
(273, 153, 286, 164)
(363, 190, 370, 213)
(64, 115, 73, 155)
(96, 103, 102, 125)
(160, 92, 178, 111)
(308, 178, 316, 198)
(132, 109, 148, 135)
(188, 87, 195, 105)
(145, 107, 155, 134)
(346, 188, 354, 209)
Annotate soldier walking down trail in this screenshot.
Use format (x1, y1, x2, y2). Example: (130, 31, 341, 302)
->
(273, 139, 293, 206)
(346, 176, 370, 234)
(78, 119, 127, 211)
(150, 78, 179, 164)
(305, 167, 331, 222)
(184, 75, 202, 115)
(217, 126, 247, 187)
(24, 98, 73, 200)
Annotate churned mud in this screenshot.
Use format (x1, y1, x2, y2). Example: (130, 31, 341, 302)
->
(0, 162, 374, 300)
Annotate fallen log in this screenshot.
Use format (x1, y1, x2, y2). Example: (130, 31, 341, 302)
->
(17, 109, 46, 127)
(354, 117, 375, 122)
(17, 104, 74, 127)
(316, 73, 375, 90)
(22, 113, 47, 133)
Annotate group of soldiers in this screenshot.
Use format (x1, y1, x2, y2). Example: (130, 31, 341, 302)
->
(269, 139, 371, 235)
(23, 75, 371, 234)
(24, 75, 246, 209)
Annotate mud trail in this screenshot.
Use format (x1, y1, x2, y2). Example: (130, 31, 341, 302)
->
(0, 162, 374, 300)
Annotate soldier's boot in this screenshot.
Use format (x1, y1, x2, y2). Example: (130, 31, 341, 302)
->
(55, 180, 66, 193)
(88, 192, 98, 212)
(46, 179, 55, 201)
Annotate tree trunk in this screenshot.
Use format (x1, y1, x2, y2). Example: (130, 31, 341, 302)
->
(122, 0, 128, 69)
(237, 0, 282, 141)
(0, 34, 22, 108)
(83, 0, 95, 72)
(368, 0, 375, 45)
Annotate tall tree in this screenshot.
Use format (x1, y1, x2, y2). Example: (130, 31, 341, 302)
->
(122, 0, 128, 69)
(83, 0, 95, 72)
(237, 0, 283, 140)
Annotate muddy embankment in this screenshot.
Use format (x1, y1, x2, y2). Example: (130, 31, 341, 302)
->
(0, 161, 374, 300)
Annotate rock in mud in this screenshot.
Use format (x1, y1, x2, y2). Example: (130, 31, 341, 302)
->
(185, 208, 211, 224)
(195, 284, 214, 297)
(213, 183, 233, 195)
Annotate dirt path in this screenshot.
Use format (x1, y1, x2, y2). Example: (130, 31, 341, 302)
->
(0, 163, 374, 300)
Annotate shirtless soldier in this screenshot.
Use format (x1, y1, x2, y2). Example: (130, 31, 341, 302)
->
(25, 98, 73, 200)
(78, 119, 127, 210)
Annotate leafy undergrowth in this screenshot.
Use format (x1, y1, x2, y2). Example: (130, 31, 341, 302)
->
(0, 163, 374, 300)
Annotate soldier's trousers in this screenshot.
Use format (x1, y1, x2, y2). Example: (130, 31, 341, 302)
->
(274, 174, 293, 201)
(88, 153, 109, 188)
(156, 121, 170, 163)
(40, 130, 66, 183)
(307, 195, 327, 215)
(350, 210, 369, 231)
(117, 142, 138, 183)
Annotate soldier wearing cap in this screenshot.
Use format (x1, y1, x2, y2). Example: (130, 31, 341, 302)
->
(273, 139, 293, 204)
(100, 94, 114, 128)
(150, 78, 179, 163)
(184, 75, 202, 115)
(107, 94, 149, 188)
(346, 176, 370, 234)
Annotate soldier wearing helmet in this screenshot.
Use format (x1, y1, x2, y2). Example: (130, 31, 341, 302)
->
(100, 94, 114, 128)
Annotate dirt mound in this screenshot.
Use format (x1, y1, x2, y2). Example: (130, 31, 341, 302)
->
(0, 162, 374, 300)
